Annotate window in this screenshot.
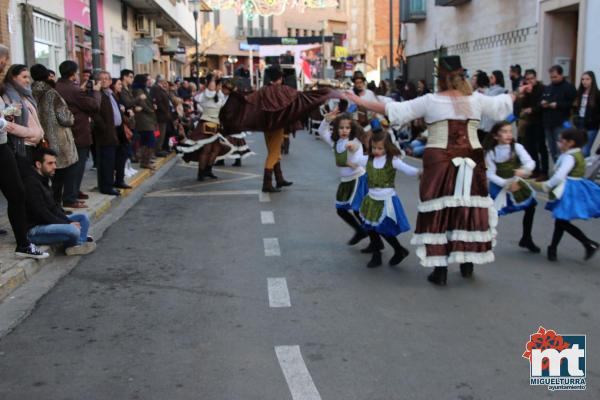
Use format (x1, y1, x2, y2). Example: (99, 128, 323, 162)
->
(287, 28, 293, 37)
(214, 10, 220, 26)
(203, 11, 210, 25)
(33, 13, 63, 72)
(111, 55, 125, 78)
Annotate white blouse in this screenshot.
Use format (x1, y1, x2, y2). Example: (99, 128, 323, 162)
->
(385, 92, 513, 126)
(195, 89, 226, 124)
(319, 119, 365, 178)
(357, 154, 419, 197)
(485, 143, 535, 187)
(545, 148, 580, 189)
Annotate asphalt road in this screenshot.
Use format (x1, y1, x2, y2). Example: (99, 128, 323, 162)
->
(0, 132, 599, 400)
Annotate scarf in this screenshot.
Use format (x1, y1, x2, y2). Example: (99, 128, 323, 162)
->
(3, 81, 37, 128)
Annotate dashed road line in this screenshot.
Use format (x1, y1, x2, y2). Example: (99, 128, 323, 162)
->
(263, 238, 281, 256)
(275, 345, 322, 400)
(267, 278, 291, 308)
(261, 211, 275, 224)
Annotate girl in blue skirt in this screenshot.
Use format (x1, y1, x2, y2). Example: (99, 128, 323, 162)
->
(533, 128, 600, 261)
(357, 130, 420, 268)
(484, 121, 540, 253)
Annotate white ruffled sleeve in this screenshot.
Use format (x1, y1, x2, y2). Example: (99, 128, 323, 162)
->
(485, 151, 508, 187)
(515, 143, 536, 173)
(475, 92, 513, 121)
(318, 119, 333, 146)
(384, 94, 430, 126)
(392, 157, 419, 177)
(546, 154, 575, 189)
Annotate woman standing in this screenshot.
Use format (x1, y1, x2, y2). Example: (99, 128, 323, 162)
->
(573, 71, 600, 157)
(346, 56, 515, 285)
(30, 64, 78, 205)
(132, 74, 157, 169)
(2, 65, 44, 164)
(110, 78, 133, 189)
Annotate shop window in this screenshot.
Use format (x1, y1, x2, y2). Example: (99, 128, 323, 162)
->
(33, 13, 63, 72)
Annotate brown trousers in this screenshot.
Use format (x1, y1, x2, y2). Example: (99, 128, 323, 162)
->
(264, 128, 284, 169)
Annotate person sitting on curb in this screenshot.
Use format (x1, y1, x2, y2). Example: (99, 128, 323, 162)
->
(24, 148, 96, 256)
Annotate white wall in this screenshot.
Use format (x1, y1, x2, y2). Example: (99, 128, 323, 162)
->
(583, 0, 600, 72)
(103, 0, 133, 73)
(405, 0, 538, 74)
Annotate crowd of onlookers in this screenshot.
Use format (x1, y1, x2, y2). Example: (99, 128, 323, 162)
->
(378, 64, 599, 170)
(0, 43, 210, 259)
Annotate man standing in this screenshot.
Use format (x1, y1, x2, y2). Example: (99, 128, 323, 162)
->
(55, 61, 101, 208)
(24, 148, 96, 256)
(119, 69, 136, 109)
(509, 64, 524, 92)
(93, 71, 121, 196)
(541, 65, 577, 162)
(518, 69, 548, 180)
(150, 76, 172, 157)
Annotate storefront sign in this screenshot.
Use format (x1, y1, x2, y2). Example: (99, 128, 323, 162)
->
(64, 0, 104, 32)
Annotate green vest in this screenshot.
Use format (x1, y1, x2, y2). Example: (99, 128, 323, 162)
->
(568, 151, 586, 178)
(334, 143, 348, 167)
(494, 150, 532, 203)
(366, 157, 395, 188)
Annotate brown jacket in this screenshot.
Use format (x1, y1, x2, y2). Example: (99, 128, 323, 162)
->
(55, 78, 100, 148)
(92, 91, 119, 147)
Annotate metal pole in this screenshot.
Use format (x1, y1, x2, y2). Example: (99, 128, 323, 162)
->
(89, 0, 101, 75)
(389, 0, 393, 85)
(194, 10, 200, 88)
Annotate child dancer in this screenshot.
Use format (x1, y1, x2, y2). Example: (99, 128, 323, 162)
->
(484, 121, 540, 252)
(357, 130, 419, 268)
(319, 111, 370, 246)
(533, 128, 600, 261)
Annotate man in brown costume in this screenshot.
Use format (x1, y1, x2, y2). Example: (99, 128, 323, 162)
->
(220, 66, 335, 192)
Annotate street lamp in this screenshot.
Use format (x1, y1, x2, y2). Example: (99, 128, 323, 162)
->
(190, 0, 202, 88)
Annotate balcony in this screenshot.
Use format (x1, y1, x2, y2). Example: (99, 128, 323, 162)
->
(435, 0, 471, 6)
(401, 0, 426, 23)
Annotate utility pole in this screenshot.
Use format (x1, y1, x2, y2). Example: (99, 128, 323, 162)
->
(389, 0, 394, 86)
(90, 0, 102, 76)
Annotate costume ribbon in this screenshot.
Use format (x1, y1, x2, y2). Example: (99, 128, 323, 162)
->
(452, 157, 477, 201)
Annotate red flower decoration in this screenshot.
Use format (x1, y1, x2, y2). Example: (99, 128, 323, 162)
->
(522, 326, 570, 370)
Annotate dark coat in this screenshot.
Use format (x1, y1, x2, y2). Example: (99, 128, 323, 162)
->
(132, 86, 157, 132)
(55, 78, 101, 148)
(518, 81, 545, 124)
(150, 85, 172, 123)
(542, 79, 577, 128)
(92, 91, 119, 147)
(24, 170, 71, 230)
(120, 85, 137, 109)
(573, 91, 600, 130)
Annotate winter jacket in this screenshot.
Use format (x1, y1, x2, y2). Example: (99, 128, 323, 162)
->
(55, 78, 101, 148)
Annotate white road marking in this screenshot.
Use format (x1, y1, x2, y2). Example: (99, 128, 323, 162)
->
(261, 211, 275, 224)
(275, 345, 322, 400)
(145, 189, 260, 198)
(263, 238, 281, 256)
(267, 278, 291, 308)
(259, 192, 271, 202)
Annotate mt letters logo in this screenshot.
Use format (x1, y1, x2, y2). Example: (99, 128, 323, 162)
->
(522, 326, 586, 391)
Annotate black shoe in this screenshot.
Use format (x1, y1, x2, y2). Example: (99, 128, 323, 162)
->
(262, 186, 281, 193)
(205, 167, 218, 179)
(519, 237, 541, 253)
(347, 231, 368, 246)
(427, 267, 447, 286)
(361, 241, 384, 254)
(276, 180, 293, 188)
(547, 246, 557, 262)
(460, 262, 474, 278)
(389, 247, 410, 266)
(15, 244, 49, 260)
(101, 189, 121, 196)
(232, 159, 242, 167)
(584, 240, 599, 261)
(367, 252, 383, 268)
(197, 171, 205, 181)
(114, 182, 133, 189)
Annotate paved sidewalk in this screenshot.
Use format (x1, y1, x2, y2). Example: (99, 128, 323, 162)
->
(0, 154, 176, 302)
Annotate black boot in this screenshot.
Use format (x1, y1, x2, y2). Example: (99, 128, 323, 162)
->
(361, 241, 384, 253)
(367, 251, 383, 268)
(427, 267, 447, 286)
(232, 158, 242, 167)
(348, 230, 368, 246)
(383, 236, 409, 266)
(262, 169, 281, 193)
(460, 262, 474, 278)
(547, 246, 558, 262)
(214, 159, 224, 166)
(584, 240, 599, 261)
(274, 162, 293, 188)
(204, 166, 218, 179)
(519, 237, 541, 253)
(197, 168, 205, 181)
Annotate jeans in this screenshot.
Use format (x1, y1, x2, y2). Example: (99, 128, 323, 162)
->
(525, 122, 549, 174)
(582, 129, 598, 157)
(73, 146, 89, 196)
(97, 145, 116, 192)
(410, 139, 426, 157)
(27, 214, 90, 247)
(544, 126, 562, 162)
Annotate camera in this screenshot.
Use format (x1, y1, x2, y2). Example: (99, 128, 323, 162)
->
(86, 79, 94, 90)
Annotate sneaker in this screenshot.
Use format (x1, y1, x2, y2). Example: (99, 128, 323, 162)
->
(15, 244, 50, 259)
(65, 242, 96, 256)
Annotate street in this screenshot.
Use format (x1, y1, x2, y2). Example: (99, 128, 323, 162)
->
(0, 132, 599, 400)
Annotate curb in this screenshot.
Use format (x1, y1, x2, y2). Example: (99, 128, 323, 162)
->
(0, 154, 176, 303)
